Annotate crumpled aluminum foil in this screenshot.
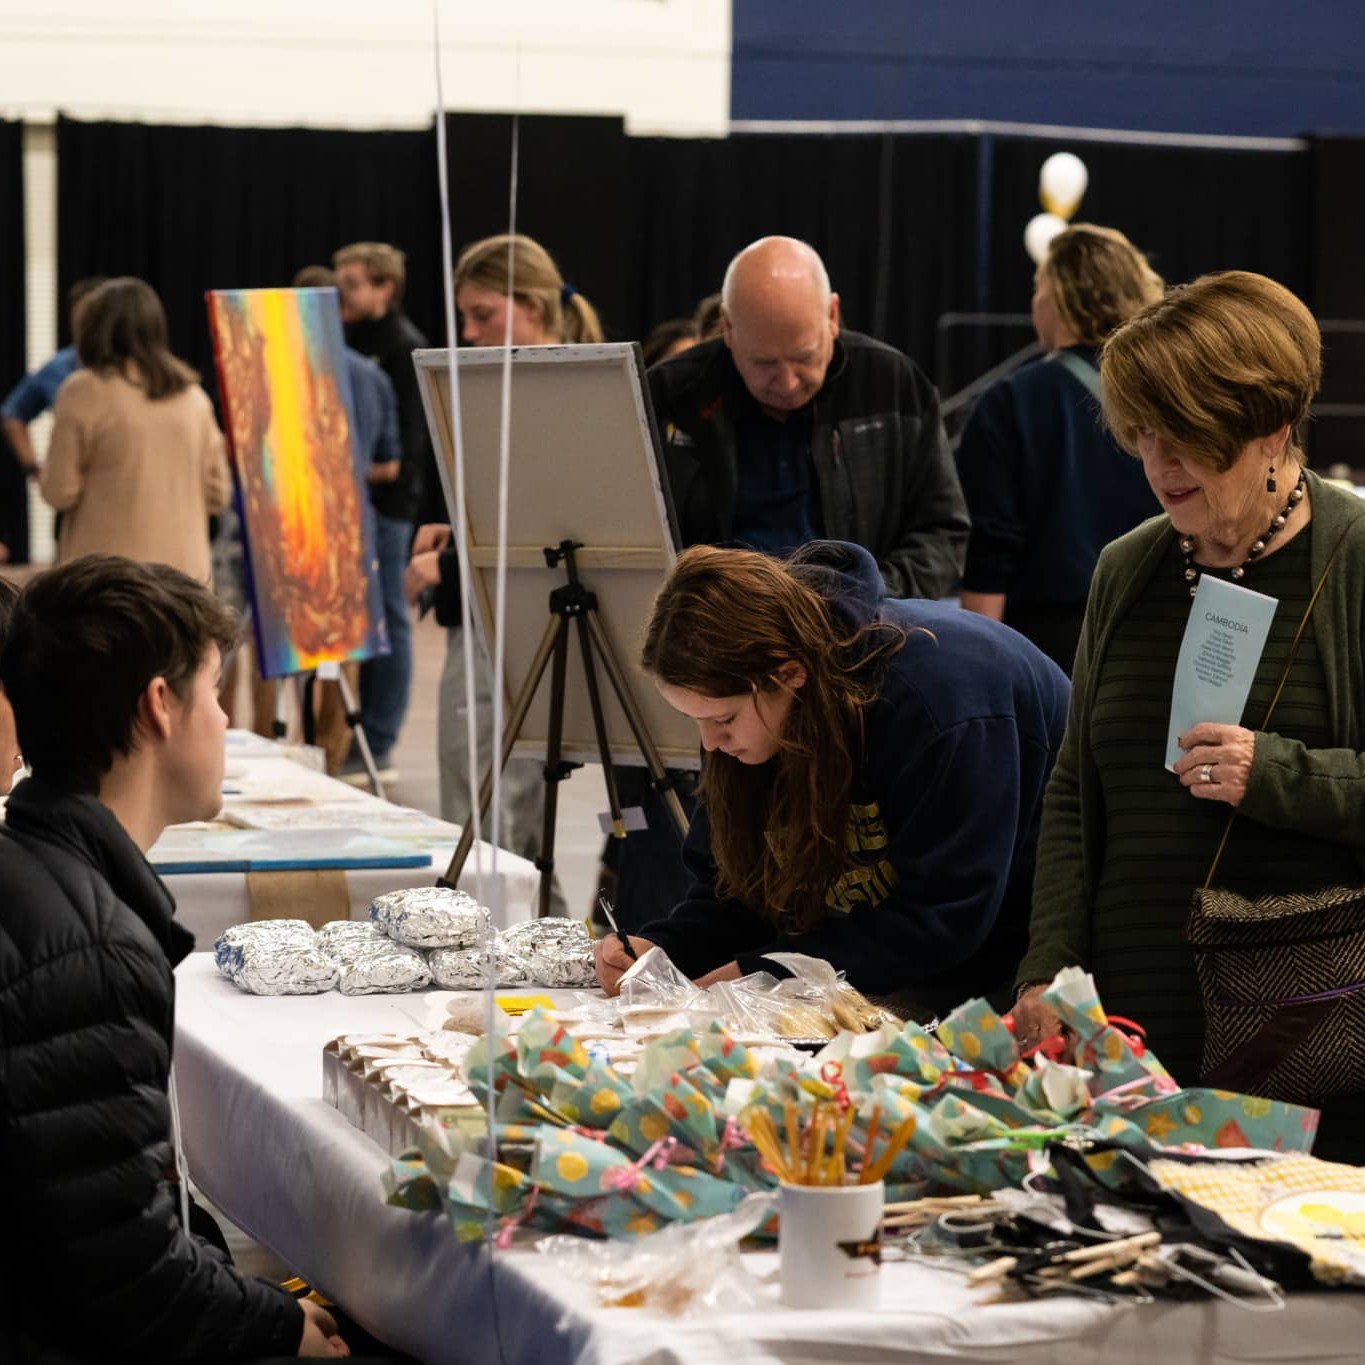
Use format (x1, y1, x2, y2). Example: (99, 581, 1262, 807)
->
(427, 943, 533, 990)
(214, 920, 336, 995)
(232, 941, 338, 996)
(334, 939, 433, 996)
(213, 919, 316, 978)
(370, 887, 491, 949)
(316, 919, 388, 955)
(503, 917, 598, 989)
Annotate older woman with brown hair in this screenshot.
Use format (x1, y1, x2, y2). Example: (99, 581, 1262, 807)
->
(41, 277, 230, 583)
(959, 224, 1165, 673)
(1013, 272, 1365, 1159)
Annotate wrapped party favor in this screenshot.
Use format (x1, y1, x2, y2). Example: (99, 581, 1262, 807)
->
(335, 939, 433, 996)
(503, 917, 597, 988)
(371, 887, 491, 949)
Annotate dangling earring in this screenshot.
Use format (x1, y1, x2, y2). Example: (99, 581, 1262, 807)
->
(1267, 463, 1277, 494)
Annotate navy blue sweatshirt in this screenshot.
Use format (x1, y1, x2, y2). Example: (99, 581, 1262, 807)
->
(639, 542, 1070, 1012)
(957, 347, 1159, 604)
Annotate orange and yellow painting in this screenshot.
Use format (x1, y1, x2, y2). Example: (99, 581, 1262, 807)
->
(206, 287, 387, 678)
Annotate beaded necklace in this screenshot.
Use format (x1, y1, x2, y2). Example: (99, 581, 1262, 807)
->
(1179, 469, 1306, 598)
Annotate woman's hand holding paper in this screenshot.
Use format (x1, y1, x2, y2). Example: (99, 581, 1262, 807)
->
(1173, 722, 1256, 806)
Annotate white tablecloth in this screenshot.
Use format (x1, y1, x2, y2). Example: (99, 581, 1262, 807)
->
(172, 955, 1365, 1365)
(156, 737, 538, 944)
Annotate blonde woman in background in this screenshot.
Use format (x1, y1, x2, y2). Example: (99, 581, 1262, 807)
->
(957, 225, 1164, 674)
(450, 232, 605, 349)
(41, 278, 230, 583)
(406, 234, 603, 908)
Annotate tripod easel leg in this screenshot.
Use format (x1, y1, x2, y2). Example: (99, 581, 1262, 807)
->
(571, 612, 627, 839)
(332, 666, 385, 800)
(534, 605, 577, 917)
(584, 612, 691, 837)
(440, 543, 689, 918)
(273, 679, 289, 741)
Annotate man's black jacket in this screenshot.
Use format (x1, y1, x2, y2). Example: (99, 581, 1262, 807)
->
(346, 307, 434, 525)
(646, 329, 969, 598)
(0, 778, 301, 1362)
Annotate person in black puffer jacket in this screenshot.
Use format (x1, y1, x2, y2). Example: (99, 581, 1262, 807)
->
(0, 556, 344, 1361)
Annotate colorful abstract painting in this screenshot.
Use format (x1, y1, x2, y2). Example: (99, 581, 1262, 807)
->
(206, 287, 387, 678)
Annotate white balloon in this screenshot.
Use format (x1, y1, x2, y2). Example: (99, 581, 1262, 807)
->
(1024, 212, 1068, 265)
(1039, 151, 1089, 218)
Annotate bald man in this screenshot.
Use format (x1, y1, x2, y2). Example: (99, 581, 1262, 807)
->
(647, 236, 969, 597)
(609, 239, 970, 933)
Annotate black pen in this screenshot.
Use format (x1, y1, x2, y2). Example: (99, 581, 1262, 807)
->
(598, 894, 637, 960)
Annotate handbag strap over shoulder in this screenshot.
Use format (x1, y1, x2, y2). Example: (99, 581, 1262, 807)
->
(1202, 528, 1350, 890)
(1049, 348, 1102, 399)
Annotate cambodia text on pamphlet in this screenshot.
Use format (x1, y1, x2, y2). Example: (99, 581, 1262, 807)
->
(1165, 574, 1278, 770)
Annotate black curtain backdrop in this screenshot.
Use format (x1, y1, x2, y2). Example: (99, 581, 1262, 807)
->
(56, 116, 442, 388)
(626, 132, 979, 372)
(57, 114, 1355, 468)
(0, 118, 28, 560)
(56, 114, 633, 387)
(989, 135, 1310, 314)
(441, 113, 630, 341)
(1308, 135, 1365, 471)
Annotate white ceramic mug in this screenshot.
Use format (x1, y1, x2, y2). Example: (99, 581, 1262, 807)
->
(779, 1180, 884, 1309)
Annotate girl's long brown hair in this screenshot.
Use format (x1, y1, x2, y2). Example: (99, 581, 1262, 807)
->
(641, 544, 906, 932)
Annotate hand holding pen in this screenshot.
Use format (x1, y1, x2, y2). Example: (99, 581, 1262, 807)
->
(598, 894, 637, 960)
(592, 897, 655, 995)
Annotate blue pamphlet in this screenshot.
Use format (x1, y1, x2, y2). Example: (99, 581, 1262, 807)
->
(1165, 574, 1278, 769)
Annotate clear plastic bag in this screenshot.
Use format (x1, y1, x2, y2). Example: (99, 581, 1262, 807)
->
(534, 1193, 776, 1315)
(617, 948, 891, 1041)
(615, 946, 708, 1030)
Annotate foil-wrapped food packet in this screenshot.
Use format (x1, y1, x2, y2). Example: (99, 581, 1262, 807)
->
(428, 943, 533, 990)
(317, 919, 388, 956)
(214, 920, 336, 995)
(370, 887, 491, 949)
(335, 939, 433, 996)
(503, 917, 598, 989)
(213, 919, 316, 978)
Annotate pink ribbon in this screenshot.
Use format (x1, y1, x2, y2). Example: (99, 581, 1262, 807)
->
(1093, 1072, 1179, 1109)
(601, 1136, 680, 1193)
(711, 1116, 746, 1175)
(494, 1185, 539, 1250)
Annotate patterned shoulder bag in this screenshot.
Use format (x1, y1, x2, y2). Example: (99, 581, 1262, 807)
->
(1187, 534, 1365, 1106)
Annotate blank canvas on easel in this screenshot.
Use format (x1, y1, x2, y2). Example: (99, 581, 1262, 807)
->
(414, 343, 699, 768)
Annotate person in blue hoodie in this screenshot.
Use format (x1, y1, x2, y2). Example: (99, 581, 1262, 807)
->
(593, 540, 1070, 1019)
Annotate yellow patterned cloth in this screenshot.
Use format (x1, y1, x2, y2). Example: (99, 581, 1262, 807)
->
(1149, 1153, 1365, 1284)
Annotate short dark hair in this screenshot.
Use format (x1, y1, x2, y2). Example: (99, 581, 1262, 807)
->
(642, 318, 700, 369)
(292, 265, 337, 290)
(332, 242, 406, 299)
(1, 556, 240, 794)
(693, 292, 723, 339)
